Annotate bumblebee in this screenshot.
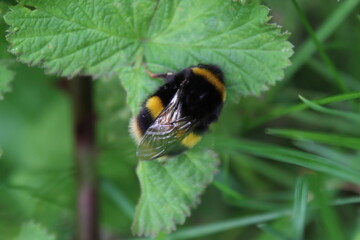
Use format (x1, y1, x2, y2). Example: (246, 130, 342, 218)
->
(130, 64, 226, 161)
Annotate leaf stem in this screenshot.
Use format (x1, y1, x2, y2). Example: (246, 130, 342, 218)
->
(71, 76, 98, 240)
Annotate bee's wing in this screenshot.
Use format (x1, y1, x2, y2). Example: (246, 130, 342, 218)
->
(137, 88, 199, 160)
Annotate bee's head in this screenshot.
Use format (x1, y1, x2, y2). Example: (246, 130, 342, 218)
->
(196, 64, 224, 83)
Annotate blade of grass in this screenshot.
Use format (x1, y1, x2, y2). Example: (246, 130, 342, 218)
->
(284, 0, 360, 81)
(309, 175, 344, 240)
(101, 180, 135, 219)
(228, 199, 286, 212)
(293, 176, 309, 240)
(167, 196, 360, 240)
(295, 141, 360, 170)
(213, 180, 243, 201)
(170, 210, 290, 240)
(332, 196, 360, 206)
(306, 58, 359, 90)
(231, 153, 294, 187)
(258, 224, 292, 240)
(268, 128, 360, 150)
(213, 180, 285, 211)
(208, 136, 360, 184)
(299, 95, 360, 123)
(352, 219, 360, 240)
(290, 0, 348, 93)
(246, 91, 360, 130)
(290, 111, 360, 136)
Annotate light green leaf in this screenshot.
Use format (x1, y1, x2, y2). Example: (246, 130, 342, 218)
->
(16, 221, 56, 240)
(143, 0, 293, 99)
(0, 65, 15, 98)
(5, 0, 150, 77)
(5, 0, 293, 101)
(132, 150, 218, 236)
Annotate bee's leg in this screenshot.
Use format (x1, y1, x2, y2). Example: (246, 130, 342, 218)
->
(143, 63, 174, 82)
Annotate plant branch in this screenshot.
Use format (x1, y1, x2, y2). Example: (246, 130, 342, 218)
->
(71, 76, 98, 240)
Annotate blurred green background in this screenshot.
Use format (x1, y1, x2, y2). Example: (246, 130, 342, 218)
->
(1, 0, 360, 239)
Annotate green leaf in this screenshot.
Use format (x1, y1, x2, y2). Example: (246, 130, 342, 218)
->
(143, 0, 293, 99)
(16, 221, 56, 240)
(5, 0, 293, 101)
(0, 64, 15, 98)
(5, 0, 149, 77)
(132, 150, 218, 236)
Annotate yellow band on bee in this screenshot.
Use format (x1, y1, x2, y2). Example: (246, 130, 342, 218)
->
(192, 67, 226, 101)
(181, 133, 202, 148)
(146, 96, 164, 119)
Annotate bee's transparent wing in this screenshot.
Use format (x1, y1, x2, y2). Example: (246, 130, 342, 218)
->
(137, 89, 198, 160)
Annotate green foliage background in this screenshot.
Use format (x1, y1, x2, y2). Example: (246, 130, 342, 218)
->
(1, 0, 360, 239)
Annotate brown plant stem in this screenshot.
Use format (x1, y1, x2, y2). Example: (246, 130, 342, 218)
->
(71, 76, 99, 240)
